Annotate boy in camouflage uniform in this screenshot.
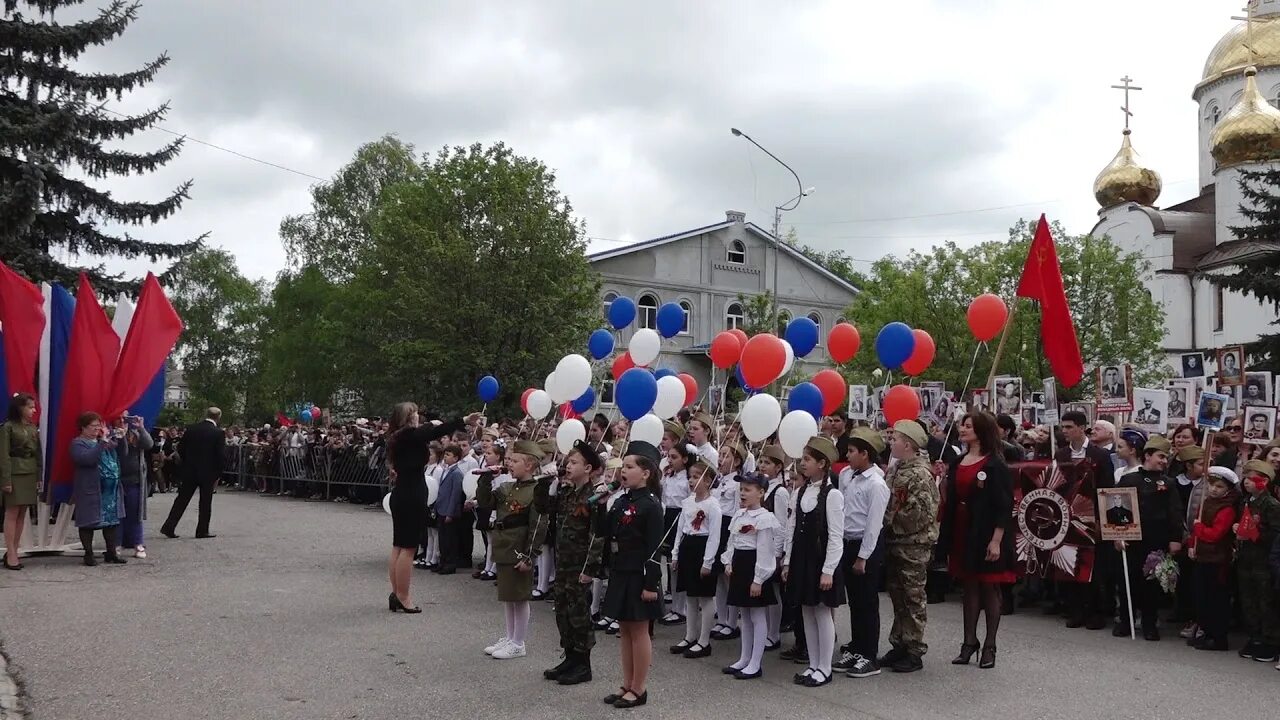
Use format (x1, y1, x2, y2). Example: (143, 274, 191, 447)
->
(879, 420, 941, 673)
(543, 440, 605, 685)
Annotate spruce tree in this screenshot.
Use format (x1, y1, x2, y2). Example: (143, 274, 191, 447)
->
(1217, 167, 1280, 372)
(1, 0, 198, 291)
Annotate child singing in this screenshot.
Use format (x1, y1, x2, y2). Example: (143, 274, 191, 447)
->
(669, 451, 721, 659)
(720, 472, 781, 679)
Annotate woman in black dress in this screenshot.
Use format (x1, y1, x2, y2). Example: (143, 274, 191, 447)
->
(599, 441, 664, 709)
(385, 402, 480, 613)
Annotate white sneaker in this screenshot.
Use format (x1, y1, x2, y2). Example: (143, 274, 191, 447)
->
(135, 546, 147, 559)
(484, 638, 511, 656)
(492, 642, 526, 659)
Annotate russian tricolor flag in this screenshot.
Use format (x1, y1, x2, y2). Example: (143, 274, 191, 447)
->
(38, 282, 74, 502)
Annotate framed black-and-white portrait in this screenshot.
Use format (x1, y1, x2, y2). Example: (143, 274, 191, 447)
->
(994, 376, 1022, 416)
(1217, 346, 1244, 387)
(1243, 372, 1272, 407)
(1245, 406, 1277, 446)
(848, 384, 868, 421)
(1132, 387, 1169, 433)
(1164, 380, 1194, 426)
(1180, 352, 1205, 378)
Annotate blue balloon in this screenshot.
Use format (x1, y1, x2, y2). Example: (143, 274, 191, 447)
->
(654, 368, 677, 380)
(297, 410, 310, 423)
(735, 365, 757, 396)
(571, 386, 597, 414)
(615, 367, 658, 420)
(785, 317, 820, 358)
(588, 329, 615, 360)
(655, 302, 685, 338)
(608, 296, 636, 330)
(787, 382, 824, 420)
(477, 375, 500, 403)
(875, 322, 916, 370)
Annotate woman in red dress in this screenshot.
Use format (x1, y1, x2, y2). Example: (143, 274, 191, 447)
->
(938, 411, 1015, 669)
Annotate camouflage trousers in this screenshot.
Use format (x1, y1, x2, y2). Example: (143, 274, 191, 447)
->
(885, 543, 932, 657)
(1238, 555, 1280, 644)
(552, 569, 596, 653)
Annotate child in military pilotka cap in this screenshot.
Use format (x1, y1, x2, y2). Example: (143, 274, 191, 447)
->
(1236, 459, 1280, 664)
(533, 438, 559, 601)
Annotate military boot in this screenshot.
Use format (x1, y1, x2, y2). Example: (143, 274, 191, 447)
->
(543, 652, 574, 680)
(557, 650, 593, 685)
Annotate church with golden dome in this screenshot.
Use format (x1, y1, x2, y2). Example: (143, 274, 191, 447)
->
(1090, 0, 1280, 371)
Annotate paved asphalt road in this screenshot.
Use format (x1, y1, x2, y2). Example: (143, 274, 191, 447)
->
(1, 491, 1277, 720)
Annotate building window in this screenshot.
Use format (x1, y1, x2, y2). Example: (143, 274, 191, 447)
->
(727, 240, 746, 264)
(807, 312, 823, 343)
(726, 302, 744, 330)
(1214, 285, 1225, 332)
(678, 300, 692, 335)
(638, 293, 658, 329)
(602, 291, 618, 321)
(1206, 104, 1220, 125)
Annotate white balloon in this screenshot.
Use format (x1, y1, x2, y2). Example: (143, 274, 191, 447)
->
(425, 473, 440, 507)
(652, 376, 685, 419)
(629, 328, 661, 367)
(739, 393, 783, 443)
(629, 413, 664, 445)
(781, 339, 795, 377)
(382, 492, 392, 515)
(778, 410, 818, 460)
(462, 474, 478, 500)
(557, 418, 587, 454)
(545, 371, 570, 404)
(527, 389, 553, 418)
(556, 354, 593, 402)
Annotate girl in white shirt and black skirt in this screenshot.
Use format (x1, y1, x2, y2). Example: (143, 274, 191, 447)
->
(669, 453, 721, 659)
(710, 442, 745, 640)
(721, 472, 781, 679)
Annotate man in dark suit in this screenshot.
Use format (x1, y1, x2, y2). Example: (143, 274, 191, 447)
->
(1102, 367, 1125, 400)
(1106, 496, 1133, 526)
(1056, 411, 1118, 630)
(161, 407, 226, 539)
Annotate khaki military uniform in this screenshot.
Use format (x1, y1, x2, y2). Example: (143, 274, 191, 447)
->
(477, 473, 549, 602)
(883, 455, 940, 658)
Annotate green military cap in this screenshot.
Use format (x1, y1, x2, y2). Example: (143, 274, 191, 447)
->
(892, 420, 927, 449)
(511, 439, 546, 461)
(482, 425, 500, 439)
(537, 438, 558, 455)
(723, 439, 747, 462)
(1244, 458, 1276, 481)
(663, 420, 686, 440)
(849, 427, 886, 455)
(1175, 445, 1205, 462)
(760, 445, 788, 464)
(690, 412, 716, 430)
(1144, 435, 1172, 454)
(805, 436, 838, 463)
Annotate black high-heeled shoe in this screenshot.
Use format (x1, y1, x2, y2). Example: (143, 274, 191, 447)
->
(951, 642, 980, 665)
(388, 594, 423, 614)
(978, 645, 997, 669)
(3, 559, 22, 570)
(389, 592, 398, 612)
(613, 690, 647, 708)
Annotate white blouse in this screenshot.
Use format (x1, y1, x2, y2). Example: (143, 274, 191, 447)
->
(713, 472, 741, 517)
(783, 481, 846, 576)
(672, 495, 722, 572)
(661, 469, 691, 509)
(720, 507, 781, 585)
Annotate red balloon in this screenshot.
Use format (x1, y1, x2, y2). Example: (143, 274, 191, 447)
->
(967, 293, 1008, 342)
(740, 334, 787, 389)
(678, 372, 698, 406)
(520, 388, 536, 414)
(883, 384, 921, 425)
(900, 330, 937, 377)
(828, 322, 861, 364)
(728, 327, 749, 349)
(709, 331, 742, 370)
(812, 369, 847, 416)
(611, 352, 636, 381)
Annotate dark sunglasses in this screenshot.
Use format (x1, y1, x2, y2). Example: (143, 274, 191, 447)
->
(1227, 425, 1243, 432)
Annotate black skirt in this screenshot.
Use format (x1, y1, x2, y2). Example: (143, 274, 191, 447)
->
(475, 509, 492, 532)
(390, 484, 426, 549)
(676, 534, 719, 597)
(715, 521, 731, 572)
(727, 549, 777, 608)
(602, 571, 661, 622)
(787, 537, 845, 608)
(424, 507, 439, 529)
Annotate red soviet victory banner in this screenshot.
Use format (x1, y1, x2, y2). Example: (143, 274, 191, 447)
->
(1017, 215, 1084, 388)
(0, 260, 47, 398)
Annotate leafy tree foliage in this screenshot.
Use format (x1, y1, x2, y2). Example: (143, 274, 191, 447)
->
(1212, 168, 1280, 373)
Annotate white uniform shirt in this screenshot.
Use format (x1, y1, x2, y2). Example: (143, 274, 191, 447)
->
(720, 507, 781, 585)
(742, 452, 757, 474)
(713, 472, 741, 517)
(695, 442, 718, 467)
(838, 464, 890, 560)
(661, 469, 691, 509)
(764, 479, 790, 558)
(456, 452, 480, 475)
(783, 481, 846, 575)
(672, 495, 722, 572)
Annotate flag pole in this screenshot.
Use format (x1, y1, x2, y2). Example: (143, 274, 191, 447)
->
(984, 300, 1019, 411)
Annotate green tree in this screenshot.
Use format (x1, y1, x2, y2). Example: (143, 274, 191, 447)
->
(0, 1, 199, 291)
(343, 142, 599, 416)
(259, 265, 344, 415)
(840, 219, 1166, 399)
(166, 248, 266, 424)
(1211, 167, 1280, 373)
(784, 227, 869, 289)
(279, 134, 421, 282)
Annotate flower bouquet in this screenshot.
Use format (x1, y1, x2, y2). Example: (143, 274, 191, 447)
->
(1143, 550, 1179, 595)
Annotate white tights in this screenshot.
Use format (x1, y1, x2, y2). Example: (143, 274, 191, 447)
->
(715, 577, 739, 629)
(536, 548, 555, 593)
(730, 606, 769, 674)
(766, 585, 783, 643)
(591, 579, 605, 615)
(801, 605, 836, 677)
(483, 536, 496, 574)
(425, 528, 439, 563)
(504, 601, 530, 645)
(684, 596, 718, 645)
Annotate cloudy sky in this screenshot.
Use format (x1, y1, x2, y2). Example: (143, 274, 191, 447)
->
(57, 0, 1241, 281)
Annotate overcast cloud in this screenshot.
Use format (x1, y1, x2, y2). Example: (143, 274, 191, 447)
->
(51, 0, 1238, 281)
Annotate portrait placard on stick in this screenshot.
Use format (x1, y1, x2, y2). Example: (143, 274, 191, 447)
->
(848, 384, 869, 421)
(1062, 401, 1095, 425)
(1216, 345, 1245, 387)
(1042, 377, 1060, 425)
(993, 376, 1023, 416)
(1098, 487, 1142, 542)
(1242, 371, 1272, 407)
(1195, 390, 1231, 431)
(1132, 387, 1168, 433)
(1244, 406, 1277, 445)
(1096, 364, 1134, 413)
(1180, 352, 1205, 378)
(1164, 380, 1194, 427)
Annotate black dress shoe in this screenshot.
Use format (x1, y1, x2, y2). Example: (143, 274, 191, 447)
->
(3, 559, 22, 570)
(603, 687, 631, 705)
(802, 670, 832, 687)
(194, 533, 217, 539)
(103, 554, 127, 564)
(721, 665, 741, 675)
(670, 640, 692, 654)
(682, 643, 712, 659)
(734, 668, 762, 680)
(612, 690, 647, 708)
(160, 529, 178, 539)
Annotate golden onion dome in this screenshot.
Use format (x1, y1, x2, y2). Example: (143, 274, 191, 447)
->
(1200, 13, 1280, 88)
(1093, 130, 1161, 208)
(1210, 66, 1280, 168)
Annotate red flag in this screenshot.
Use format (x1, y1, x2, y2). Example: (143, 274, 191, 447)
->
(0, 261, 47, 397)
(103, 273, 183, 419)
(48, 275, 120, 497)
(276, 412, 295, 427)
(1017, 215, 1084, 388)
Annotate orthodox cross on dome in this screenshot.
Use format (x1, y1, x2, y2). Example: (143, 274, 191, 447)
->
(1110, 75, 1142, 131)
(1233, 2, 1260, 63)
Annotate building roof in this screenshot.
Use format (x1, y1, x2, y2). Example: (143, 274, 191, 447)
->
(1116, 204, 1217, 271)
(1195, 239, 1280, 271)
(588, 219, 861, 295)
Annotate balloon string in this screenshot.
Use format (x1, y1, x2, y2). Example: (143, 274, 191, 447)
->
(940, 341, 988, 443)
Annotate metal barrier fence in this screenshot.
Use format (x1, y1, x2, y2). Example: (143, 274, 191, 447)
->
(214, 443, 390, 502)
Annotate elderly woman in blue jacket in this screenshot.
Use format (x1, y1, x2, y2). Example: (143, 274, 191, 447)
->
(70, 411, 127, 567)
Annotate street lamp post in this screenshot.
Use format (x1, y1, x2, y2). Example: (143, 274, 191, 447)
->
(730, 128, 808, 333)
